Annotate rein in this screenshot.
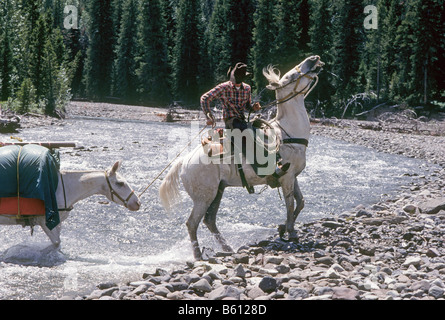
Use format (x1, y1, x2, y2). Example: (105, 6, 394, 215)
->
(258, 66, 319, 111)
(138, 124, 209, 198)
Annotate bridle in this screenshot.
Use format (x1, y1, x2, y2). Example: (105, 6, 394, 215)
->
(104, 172, 135, 208)
(259, 65, 320, 111)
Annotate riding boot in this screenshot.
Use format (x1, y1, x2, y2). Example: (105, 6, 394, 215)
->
(266, 163, 290, 188)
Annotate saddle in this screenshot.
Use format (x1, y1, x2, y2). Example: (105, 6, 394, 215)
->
(201, 116, 280, 193)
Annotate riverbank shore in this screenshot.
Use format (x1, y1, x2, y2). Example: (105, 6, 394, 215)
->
(63, 101, 444, 301)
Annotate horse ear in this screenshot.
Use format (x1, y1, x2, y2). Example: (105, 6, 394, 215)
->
(266, 83, 279, 91)
(109, 160, 122, 175)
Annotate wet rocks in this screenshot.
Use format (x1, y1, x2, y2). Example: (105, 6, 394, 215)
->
(77, 204, 444, 301)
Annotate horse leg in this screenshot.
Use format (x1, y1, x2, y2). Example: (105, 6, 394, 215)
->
(203, 183, 233, 253)
(279, 179, 298, 240)
(40, 222, 62, 253)
(293, 178, 305, 220)
(186, 201, 211, 260)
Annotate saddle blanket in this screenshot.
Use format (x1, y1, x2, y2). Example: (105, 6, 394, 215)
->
(0, 144, 60, 229)
(0, 198, 45, 216)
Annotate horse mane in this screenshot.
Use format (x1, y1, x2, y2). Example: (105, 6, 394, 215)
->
(262, 65, 281, 90)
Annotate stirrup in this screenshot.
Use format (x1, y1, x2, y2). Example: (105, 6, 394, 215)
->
(272, 163, 290, 179)
(266, 163, 290, 189)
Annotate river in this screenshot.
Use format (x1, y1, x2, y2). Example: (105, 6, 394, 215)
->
(0, 117, 434, 299)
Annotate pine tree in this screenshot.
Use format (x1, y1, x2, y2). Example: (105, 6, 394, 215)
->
(309, 0, 334, 111)
(136, 0, 171, 105)
(112, 0, 138, 102)
(84, 0, 114, 99)
(379, 0, 403, 101)
(172, 0, 203, 104)
(206, 0, 233, 83)
(406, 0, 443, 104)
(1, 20, 13, 101)
(275, 0, 303, 70)
(331, 0, 365, 99)
(42, 36, 58, 115)
(29, 12, 51, 100)
(227, 0, 255, 68)
(250, 0, 279, 95)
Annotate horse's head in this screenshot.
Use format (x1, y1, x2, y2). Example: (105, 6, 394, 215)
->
(263, 55, 325, 97)
(105, 161, 141, 211)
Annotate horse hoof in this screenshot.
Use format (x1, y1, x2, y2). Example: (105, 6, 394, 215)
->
(278, 224, 286, 238)
(288, 231, 299, 242)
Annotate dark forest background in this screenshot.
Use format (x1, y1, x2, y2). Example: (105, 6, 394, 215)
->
(0, 0, 443, 118)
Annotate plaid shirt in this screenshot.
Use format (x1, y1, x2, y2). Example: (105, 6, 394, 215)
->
(201, 81, 252, 121)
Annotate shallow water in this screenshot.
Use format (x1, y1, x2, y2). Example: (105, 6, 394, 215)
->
(0, 117, 435, 299)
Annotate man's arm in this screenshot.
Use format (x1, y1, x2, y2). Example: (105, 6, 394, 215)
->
(245, 85, 261, 112)
(200, 83, 225, 126)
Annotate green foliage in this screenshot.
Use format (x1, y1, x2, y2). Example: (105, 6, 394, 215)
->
(16, 78, 37, 114)
(0, 0, 443, 115)
(0, 26, 13, 101)
(251, 0, 279, 95)
(112, 0, 138, 102)
(135, 0, 171, 105)
(172, 0, 204, 104)
(84, 0, 114, 99)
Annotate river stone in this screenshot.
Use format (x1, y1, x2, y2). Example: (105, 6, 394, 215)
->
(209, 285, 240, 300)
(322, 221, 343, 229)
(97, 282, 118, 290)
(170, 281, 189, 291)
(233, 253, 250, 264)
(287, 287, 309, 300)
(154, 285, 171, 297)
(332, 287, 360, 300)
(403, 204, 418, 214)
(402, 256, 422, 267)
(264, 255, 284, 265)
(258, 276, 277, 293)
(428, 285, 444, 299)
(247, 286, 266, 300)
(190, 279, 212, 293)
(233, 264, 246, 278)
(359, 243, 376, 256)
(418, 197, 445, 214)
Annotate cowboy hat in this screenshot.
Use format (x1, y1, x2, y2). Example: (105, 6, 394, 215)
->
(227, 62, 251, 84)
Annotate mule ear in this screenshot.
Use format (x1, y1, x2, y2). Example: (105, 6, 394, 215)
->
(109, 160, 122, 175)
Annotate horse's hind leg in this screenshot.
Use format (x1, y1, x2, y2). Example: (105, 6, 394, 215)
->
(187, 201, 211, 260)
(293, 178, 305, 220)
(203, 183, 233, 253)
(279, 178, 299, 240)
(40, 222, 62, 253)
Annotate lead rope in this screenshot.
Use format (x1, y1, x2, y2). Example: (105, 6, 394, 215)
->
(138, 124, 209, 198)
(16, 146, 23, 219)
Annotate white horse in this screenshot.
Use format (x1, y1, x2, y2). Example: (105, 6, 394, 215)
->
(160, 56, 324, 260)
(0, 161, 141, 249)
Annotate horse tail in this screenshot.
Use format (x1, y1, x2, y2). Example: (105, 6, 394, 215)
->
(159, 158, 183, 211)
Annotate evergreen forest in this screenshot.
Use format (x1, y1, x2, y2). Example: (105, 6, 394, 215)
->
(0, 0, 443, 118)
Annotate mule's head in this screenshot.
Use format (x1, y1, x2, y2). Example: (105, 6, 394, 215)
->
(263, 55, 324, 95)
(105, 161, 141, 211)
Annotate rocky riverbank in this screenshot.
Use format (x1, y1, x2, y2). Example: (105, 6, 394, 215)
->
(67, 103, 444, 301)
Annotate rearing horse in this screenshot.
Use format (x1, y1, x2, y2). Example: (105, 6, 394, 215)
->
(160, 56, 324, 260)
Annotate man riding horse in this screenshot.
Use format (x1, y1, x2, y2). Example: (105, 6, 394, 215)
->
(200, 63, 289, 190)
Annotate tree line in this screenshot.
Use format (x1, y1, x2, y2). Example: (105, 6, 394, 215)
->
(0, 0, 443, 117)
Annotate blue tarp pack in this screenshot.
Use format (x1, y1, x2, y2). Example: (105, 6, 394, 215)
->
(0, 144, 60, 230)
